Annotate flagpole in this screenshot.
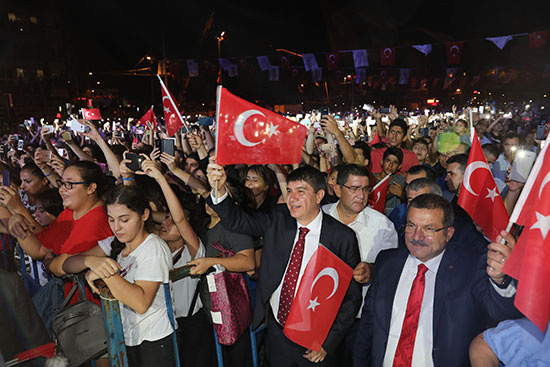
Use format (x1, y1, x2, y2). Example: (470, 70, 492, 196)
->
(156, 74, 189, 128)
(469, 108, 475, 143)
(214, 85, 223, 198)
(371, 173, 391, 191)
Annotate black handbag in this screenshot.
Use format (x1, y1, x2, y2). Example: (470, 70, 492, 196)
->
(51, 275, 107, 367)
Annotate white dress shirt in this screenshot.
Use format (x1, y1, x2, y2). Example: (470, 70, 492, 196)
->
(269, 210, 323, 324)
(323, 201, 398, 317)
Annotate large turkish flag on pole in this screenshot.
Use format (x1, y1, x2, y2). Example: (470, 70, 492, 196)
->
(215, 86, 307, 165)
(504, 133, 550, 331)
(458, 131, 509, 241)
(283, 245, 353, 352)
(158, 75, 185, 137)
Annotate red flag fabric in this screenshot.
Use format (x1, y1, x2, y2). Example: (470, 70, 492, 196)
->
(283, 245, 353, 351)
(326, 53, 339, 71)
(158, 75, 185, 137)
(368, 174, 390, 213)
(81, 108, 102, 120)
(446, 42, 464, 65)
(380, 47, 395, 66)
(215, 86, 307, 165)
(457, 131, 509, 241)
(503, 143, 550, 331)
(529, 31, 547, 49)
(137, 106, 157, 128)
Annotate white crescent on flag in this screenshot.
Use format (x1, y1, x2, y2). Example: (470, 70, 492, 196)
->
(310, 267, 339, 300)
(450, 45, 460, 56)
(234, 110, 264, 147)
(538, 171, 550, 199)
(463, 161, 492, 196)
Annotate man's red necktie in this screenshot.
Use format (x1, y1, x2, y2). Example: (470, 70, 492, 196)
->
(393, 263, 429, 367)
(277, 226, 309, 326)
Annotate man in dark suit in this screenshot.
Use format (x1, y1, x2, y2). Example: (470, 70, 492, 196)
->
(206, 162, 361, 366)
(354, 194, 520, 367)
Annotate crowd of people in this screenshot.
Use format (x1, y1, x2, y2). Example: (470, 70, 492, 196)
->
(0, 100, 548, 367)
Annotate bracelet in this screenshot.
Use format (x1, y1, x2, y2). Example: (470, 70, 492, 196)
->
(122, 177, 134, 181)
(44, 170, 54, 177)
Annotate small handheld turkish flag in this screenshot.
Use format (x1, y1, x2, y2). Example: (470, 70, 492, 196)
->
(81, 108, 102, 120)
(137, 106, 157, 128)
(380, 47, 395, 66)
(215, 86, 307, 165)
(457, 131, 509, 241)
(158, 75, 185, 137)
(446, 42, 464, 65)
(504, 133, 550, 331)
(368, 174, 390, 213)
(283, 245, 353, 352)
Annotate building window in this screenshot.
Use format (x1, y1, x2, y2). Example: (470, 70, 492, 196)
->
(8, 13, 16, 22)
(16, 68, 24, 79)
(30, 16, 38, 24)
(37, 69, 44, 80)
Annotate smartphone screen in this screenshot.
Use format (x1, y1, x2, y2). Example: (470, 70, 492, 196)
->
(161, 138, 176, 156)
(2, 170, 10, 187)
(510, 150, 536, 183)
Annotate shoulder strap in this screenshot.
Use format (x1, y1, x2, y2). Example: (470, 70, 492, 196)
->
(172, 247, 185, 265)
(187, 278, 202, 318)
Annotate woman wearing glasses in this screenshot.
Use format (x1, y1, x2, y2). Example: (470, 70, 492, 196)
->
(8, 160, 113, 304)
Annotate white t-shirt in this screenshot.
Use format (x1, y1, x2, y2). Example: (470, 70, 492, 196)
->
(98, 234, 174, 346)
(172, 240, 205, 318)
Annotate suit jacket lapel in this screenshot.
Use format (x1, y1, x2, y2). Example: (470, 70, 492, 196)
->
(433, 247, 457, 340)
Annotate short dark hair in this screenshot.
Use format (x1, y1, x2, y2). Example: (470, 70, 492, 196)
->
(409, 193, 454, 228)
(35, 188, 64, 217)
(336, 164, 370, 186)
(287, 166, 326, 193)
(389, 119, 408, 135)
(352, 141, 371, 163)
(407, 165, 436, 181)
(446, 154, 468, 173)
(503, 132, 520, 143)
(383, 146, 403, 165)
(407, 178, 442, 196)
(482, 143, 499, 159)
(412, 138, 429, 150)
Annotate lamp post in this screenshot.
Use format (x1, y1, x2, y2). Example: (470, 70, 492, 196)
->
(216, 31, 225, 85)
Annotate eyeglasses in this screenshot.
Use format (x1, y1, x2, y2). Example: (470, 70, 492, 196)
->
(404, 222, 447, 236)
(56, 179, 86, 190)
(340, 184, 370, 194)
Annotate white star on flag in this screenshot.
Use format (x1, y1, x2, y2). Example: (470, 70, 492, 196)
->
(485, 187, 500, 202)
(268, 123, 279, 137)
(164, 106, 171, 114)
(307, 297, 320, 312)
(530, 212, 550, 239)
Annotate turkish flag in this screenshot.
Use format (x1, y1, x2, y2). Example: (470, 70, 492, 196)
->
(326, 53, 339, 71)
(503, 135, 550, 331)
(457, 131, 509, 241)
(368, 174, 390, 213)
(215, 86, 307, 165)
(158, 75, 185, 137)
(81, 108, 102, 120)
(280, 55, 291, 71)
(380, 47, 395, 66)
(283, 245, 353, 352)
(529, 31, 547, 48)
(446, 42, 464, 65)
(137, 106, 157, 128)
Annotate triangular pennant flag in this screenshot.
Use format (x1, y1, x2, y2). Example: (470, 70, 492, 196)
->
(158, 75, 185, 137)
(312, 67, 322, 82)
(269, 66, 280, 81)
(355, 67, 367, 84)
(412, 44, 432, 56)
(326, 53, 339, 71)
(186, 59, 199, 77)
(399, 68, 411, 85)
(303, 54, 319, 72)
(227, 64, 238, 78)
(257, 56, 272, 71)
(353, 50, 369, 68)
(380, 47, 395, 66)
(218, 58, 233, 71)
(486, 36, 513, 50)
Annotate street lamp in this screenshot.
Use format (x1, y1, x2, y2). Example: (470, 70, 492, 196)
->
(217, 31, 225, 84)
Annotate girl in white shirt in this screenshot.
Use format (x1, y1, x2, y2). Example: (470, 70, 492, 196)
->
(62, 185, 176, 367)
